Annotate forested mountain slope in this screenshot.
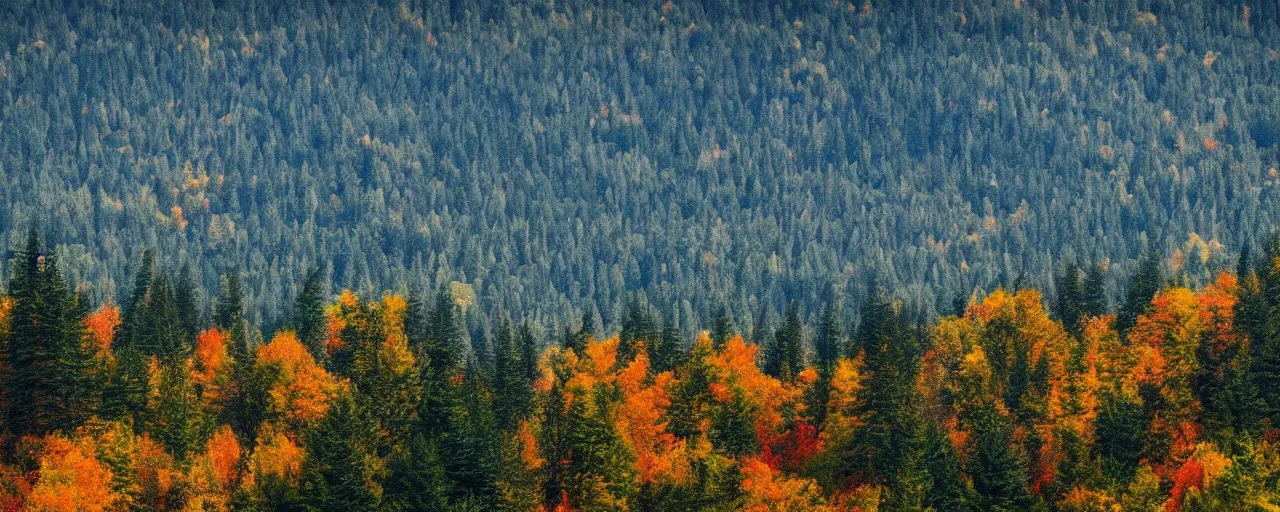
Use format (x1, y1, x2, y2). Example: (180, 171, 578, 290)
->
(5, 231, 1280, 510)
(2, 0, 1279, 331)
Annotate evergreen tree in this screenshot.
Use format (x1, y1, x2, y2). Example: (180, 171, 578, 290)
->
(1055, 262, 1084, 335)
(215, 272, 248, 356)
(174, 264, 201, 344)
(517, 321, 539, 384)
(440, 367, 502, 508)
(5, 230, 89, 436)
(1082, 264, 1108, 318)
(763, 301, 802, 381)
(293, 266, 328, 361)
(969, 402, 1032, 512)
(382, 434, 451, 512)
(146, 358, 204, 459)
(300, 390, 384, 511)
(492, 317, 531, 430)
(650, 312, 683, 375)
(1116, 252, 1163, 336)
(619, 299, 657, 365)
(710, 305, 735, 349)
(815, 300, 843, 371)
(563, 387, 638, 511)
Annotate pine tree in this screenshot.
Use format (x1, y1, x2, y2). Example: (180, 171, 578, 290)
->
(147, 357, 204, 459)
(293, 266, 328, 361)
(763, 301, 802, 381)
(844, 291, 921, 485)
(650, 312, 683, 375)
(300, 390, 384, 511)
(1082, 264, 1108, 318)
(815, 300, 843, 371)
(619, 299, 657, 365)
(382, 434, 451, 512)
(174, 264, 202, 344)
(55, 291, 102, 432)
(1116, 252, 1162, 336)
(440, 367, 502, 508)
(563, 387, 638, 511)
(493, 317, 531, 430)
(969, 402, 1032, 512)
(215, 272, 248, 357)
(517, 321, 539, 384)
(1055, 262, 1084, 335)
(5, 230, 91, 436)
(710, 305, 735, 349)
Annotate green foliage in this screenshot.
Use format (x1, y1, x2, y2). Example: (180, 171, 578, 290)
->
(300, 391, 384, 511)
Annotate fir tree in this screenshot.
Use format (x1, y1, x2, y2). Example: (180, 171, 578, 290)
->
(174, 264, 202, 344)
(1082, 264, 1108, 318)
(300, 390, 384, 511)
(710, 305, 735, 349)
(293, 266, 328, 361)
(382, 434, 451, 512)
(763, 301, 803, 381)
(1116, 252, 1162, 337)
(440, 367, 502, 508)
(5, 230, 89, 435)
(1055, 262, 1084, 335)
(969, 402, 1032, 512)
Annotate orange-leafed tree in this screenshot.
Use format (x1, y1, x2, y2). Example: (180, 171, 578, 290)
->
(257, 330, 344, 429)
(25, 434, 120, 512)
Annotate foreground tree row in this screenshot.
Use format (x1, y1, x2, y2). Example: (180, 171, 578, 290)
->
(5, 230, 1280, 511)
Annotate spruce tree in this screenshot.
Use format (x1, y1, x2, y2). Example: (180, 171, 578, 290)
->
(517, 321, 539, 384)
(763, 301, 802, 381)
(382, 434, 451, 512)
(969, 402, 1032, 512)
(710, 305, 735, 349)
(293, 266, 328, 360)
(440, 367, 502, 508)
(1055, 262, 1084, 335)
(300, 390, 384, 511)
(5, 230, 90, 436)
(1082, 264, 1108, 318)
(174, 264, 201, 345)
(651, 312, 683, 375)
(1116, 252, 1162, 337)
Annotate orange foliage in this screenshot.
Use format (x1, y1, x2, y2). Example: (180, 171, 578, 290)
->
(193, 328, 232, 403)
(738, 457, 836, 512)
(517, 421, 545, 469)
(258, 331, 343, 426)
(84, 304, 120, 355)
(26, 435, 120, 512)
(616, 354, 685, 485)
(205, 426, 241, 488)
(709, 336, 798, 440)
(247, 426, 304, 488)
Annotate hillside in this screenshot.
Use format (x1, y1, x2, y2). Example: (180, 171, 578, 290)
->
(1, 0, 1278, 331)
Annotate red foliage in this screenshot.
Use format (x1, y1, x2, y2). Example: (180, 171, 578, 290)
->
(759, 420, 822, 471)
(1166, 457, 1204, 511)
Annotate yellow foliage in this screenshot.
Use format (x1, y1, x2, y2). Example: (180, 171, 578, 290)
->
(27, 434, 120, 512)
(738, 457, 838, 512)
(258, 331, 344, 426)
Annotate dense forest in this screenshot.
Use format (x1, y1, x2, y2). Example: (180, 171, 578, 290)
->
(1, 0, 1279, 334)
(6, 229, 1280, 511)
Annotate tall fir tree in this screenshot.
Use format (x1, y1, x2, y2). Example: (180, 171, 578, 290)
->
(1116, 252, 1163, 337)
(300, 390, 385, 511)
(1055, 262, 1084, 335)
(4, 230, 95, 436)
(1082, 264, 1108, 318)
(763, 301, 803, 381)
(710, 305, 736, 349)
(293, 266, 328, 361)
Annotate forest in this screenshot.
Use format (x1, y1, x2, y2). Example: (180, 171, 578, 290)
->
(3, 229, 1280, 511)
(1, 0, 1279, 335)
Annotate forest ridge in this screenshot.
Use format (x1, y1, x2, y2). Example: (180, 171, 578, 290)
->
(1, 0, 1278, 331)
(3, 230, 1280, 511)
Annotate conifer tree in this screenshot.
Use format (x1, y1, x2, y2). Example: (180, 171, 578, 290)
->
(382, 434, 451, 512)
(710, 305, 735, 349)
(300, 390, 384, 511)
(293, 266, 328, 361)
(440, 366, 502, 508)
(147, 357, 204, 459)
(1082, 264, 1108, 318)
(1116, 252, 1162, 336)
(651, 312, 683, 375)
(5, 230, 90, 435)
(969, 402, 1032, 512)
(763, 301, 802, 381)
(174, 264, 201, 343)
(1055, 262, 1084, 335)
(517, 321, 539, 384)
(215, 272, 248, 356)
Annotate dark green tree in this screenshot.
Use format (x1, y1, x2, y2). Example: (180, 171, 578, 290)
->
(300, 390, 384, 511)
(1116, 252, 1163, 337)
(1082, 264, 1108, 318)
(763, 301, 803, 381)
(293, 266, 328, 361)
(1055, 262, 1084, 335)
